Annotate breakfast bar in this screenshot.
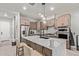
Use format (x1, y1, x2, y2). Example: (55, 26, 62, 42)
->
(21, 36, 66, 56)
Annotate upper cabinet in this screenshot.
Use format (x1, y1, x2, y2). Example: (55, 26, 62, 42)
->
(36, 22, 48, 30)
(47, 19, 54, 27)
(55, 14, 71, 27)
(40, 22, 48, 30)
(37, 22, 40, 30)
(20, 16, 30, 25)
(30, 22, 37, 30)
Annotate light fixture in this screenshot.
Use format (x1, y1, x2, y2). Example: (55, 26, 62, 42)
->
(42, 3, 47, 23)
(41, 15, 44, 18)
(22, 6, 27, 10)
(50, 7, 54, 11)
(38, 13, 44, 18)
(4, 13, 8, 17)
(42, 17, 45, 20)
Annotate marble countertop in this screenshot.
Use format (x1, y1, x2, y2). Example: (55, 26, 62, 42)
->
(22, 35, 66, 49)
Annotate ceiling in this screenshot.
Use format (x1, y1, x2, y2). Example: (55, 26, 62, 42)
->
(0, 3, 79, 20)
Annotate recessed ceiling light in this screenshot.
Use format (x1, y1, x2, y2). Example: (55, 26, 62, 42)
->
(4, 13, 8, 17)
(23, 6, 27, 10)
(50, 7, 54, 11)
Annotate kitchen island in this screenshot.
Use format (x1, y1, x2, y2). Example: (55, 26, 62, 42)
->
(21, 35, 66, 56)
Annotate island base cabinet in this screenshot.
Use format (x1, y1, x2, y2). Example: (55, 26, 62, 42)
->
(26, 40, 31, 47)
(29, 41, 43, 54)
(30, 42, 36, 50)
(66, 40, 71, 49)
(35, 44, 43, 54)
(21, 38, 52, 56)
(21, 39, 26, 43)
(43, 47, 52, 56)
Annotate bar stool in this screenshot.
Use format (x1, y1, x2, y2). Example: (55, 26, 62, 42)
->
(16, 42, 33, 56)
(16, 41, 24, 56)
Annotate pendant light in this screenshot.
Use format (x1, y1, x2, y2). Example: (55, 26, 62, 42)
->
(42, 3, 46, 24)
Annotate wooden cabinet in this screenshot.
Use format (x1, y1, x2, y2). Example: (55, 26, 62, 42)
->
(55, 14, 70, 27)
(30, 22, 37, 30)
(40, 22, 48, 30)
(21, 39, 26, 43)
(21, 38, 52, 56)
(21, 16, 30, 25)
(43, 47, 52, 56)
(30, 41, 42, 54)
(26, 40, 31, 47)
(66, 40, 71, 49)
(37, 22, 40, 30)
(30, 42, 36, 50)
(47, 19, 54, 27)
(35, 43, 43, 54)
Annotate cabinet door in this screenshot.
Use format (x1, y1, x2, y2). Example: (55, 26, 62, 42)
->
(43, 47, 52, 56)
(37, 22, 40, 30)
(26, 40, 30, 46)
(40, 22, 47, 30)
(21, 19, 26, 25)
(35, 44, 43, 54)
(30, 22, 37, 30)
(21, 16, 30, 25)
(47, 19, 54, 27)
(55, 14, 70, 27)
(30, 42, 36, 50)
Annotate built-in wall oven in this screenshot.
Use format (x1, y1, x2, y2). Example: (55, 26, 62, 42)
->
(57, 27, 69, 39)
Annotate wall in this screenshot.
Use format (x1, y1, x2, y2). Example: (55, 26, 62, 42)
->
(14, 12, 20, 42)
(11, 17, 15, 41)
(71, 9, 79, 46)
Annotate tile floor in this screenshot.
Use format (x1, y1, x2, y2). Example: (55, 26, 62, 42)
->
(0, 40, 16, 56)
(66, 49, 79, 56)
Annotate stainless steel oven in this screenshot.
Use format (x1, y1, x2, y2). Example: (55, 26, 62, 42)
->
(57, 27, 69, 39)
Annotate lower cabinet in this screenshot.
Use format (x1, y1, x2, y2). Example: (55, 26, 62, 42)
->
(43, 47, 52, 56)
(29, 42, 43, 54)
(30, 42, 36, 50)
(21, 39, 26, 43)
(66, 40, 71, 49)
(35, 43, 43, 54)
(26, 40, 31, 47)
(21, 38, 52, 56)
